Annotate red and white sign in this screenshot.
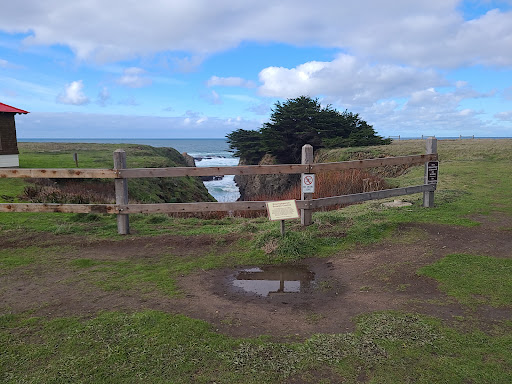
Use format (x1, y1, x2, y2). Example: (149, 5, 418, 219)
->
(302, 174, 315, 193)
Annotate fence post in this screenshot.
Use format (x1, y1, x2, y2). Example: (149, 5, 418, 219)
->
(113, 149, 130, 234)
(301, 144, 314, 226)
(423, 137, 437, 208)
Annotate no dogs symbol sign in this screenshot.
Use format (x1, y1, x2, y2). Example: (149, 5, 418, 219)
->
(302, 174, 315, 193)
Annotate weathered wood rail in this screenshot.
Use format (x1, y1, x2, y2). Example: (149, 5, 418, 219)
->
(0, 138, 438, 234)
(0, 155, 434, 179)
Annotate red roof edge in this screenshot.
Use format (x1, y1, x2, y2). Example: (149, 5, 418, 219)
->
(0, 102, 29, 114)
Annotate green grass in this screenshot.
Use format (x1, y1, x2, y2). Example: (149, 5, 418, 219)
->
(3, 142, 214, 205)
(2, 139, 512, 244)
(1, 140, 511, 257)
(0, 247, 37, 269)
(0, 246, 68, 270)
(1, 311, 511, 383)
(1, 139, 512, 383)
(17, 142, 186, 169)
(70, 254, 224, 296)
(418, 254, 512, 308)
(0, 178, 27, 203)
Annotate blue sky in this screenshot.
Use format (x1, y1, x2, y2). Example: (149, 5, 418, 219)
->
(1, 0, 511, 139)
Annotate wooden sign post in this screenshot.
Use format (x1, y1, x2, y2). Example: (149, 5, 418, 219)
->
(113, 149, 130, 235)
(423, 137, 438, 208)
(266, 200, 300, 236)
(301, 144, 314, 226)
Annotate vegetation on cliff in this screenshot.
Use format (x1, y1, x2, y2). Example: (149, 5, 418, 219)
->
(227, 96, 390, 165)
(0, 142, 214, 204)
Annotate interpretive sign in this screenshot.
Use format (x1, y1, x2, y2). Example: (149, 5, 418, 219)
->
(266, 200, 300, 221)
(302, 174, 315, 194)
(427, 161, 439, 184)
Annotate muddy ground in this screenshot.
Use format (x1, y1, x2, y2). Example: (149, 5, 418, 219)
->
(1, 214, 511, 339)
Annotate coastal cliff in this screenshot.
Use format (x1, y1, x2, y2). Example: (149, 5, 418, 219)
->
(15, 143, 215, 204)
(235, 154, 299, 201)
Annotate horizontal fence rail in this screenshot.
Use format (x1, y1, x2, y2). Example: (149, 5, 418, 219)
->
(120, 164, 309, 178)
(309, 155, 436, 172)
(0, 203, 116, 214)
(0, 154, 437, 179)
(0, 168, 117, 179)
(0, 138, 439, 234)
(0, 185, 435, 214)
(308, 185, 435, 209)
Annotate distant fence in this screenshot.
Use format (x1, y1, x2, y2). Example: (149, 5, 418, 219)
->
(388, 135, 437, 141)
(389, 135, 475, 140)
(0, 139, 438, 234)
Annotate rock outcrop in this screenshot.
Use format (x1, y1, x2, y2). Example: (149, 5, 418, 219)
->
(181, 152, 196, 167)
(183, 152, 224, 182)
(235, 154, 299, 201)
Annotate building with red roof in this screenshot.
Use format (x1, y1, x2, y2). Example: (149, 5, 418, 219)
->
(0, 102, 29, 167)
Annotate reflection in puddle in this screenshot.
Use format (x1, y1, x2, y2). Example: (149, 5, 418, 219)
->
(232, 265, 315, 296)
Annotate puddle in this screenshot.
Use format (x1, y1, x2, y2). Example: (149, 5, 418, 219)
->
(231, 265, 315, 296)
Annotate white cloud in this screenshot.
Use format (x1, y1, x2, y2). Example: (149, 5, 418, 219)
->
(495, 111, 512, 121)
(258, 54, 445, 106)
(0, 58, 9, 68)
(118, 96, 139, 106)
(170, 55, 205, 73)
(57, 80, 89, 105)
(201, 90, 222, 105)
(16, 111, 259, 138)
(1, 1, 511, 67)
(96, 86, 110, 107)
(0, 75, 56, 98)
(248, 102, 271, 115)
(117, 67, 151, 88)
(361, 87, 490, 137)
(207, 76, 256, 88)
(224, 94, 260, 103)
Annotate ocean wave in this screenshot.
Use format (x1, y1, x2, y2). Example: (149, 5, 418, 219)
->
(203, 175, 240, 201)
(195, 156, 239, 168)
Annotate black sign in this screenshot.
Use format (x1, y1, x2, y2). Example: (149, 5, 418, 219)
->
(427, 161, 439, 184)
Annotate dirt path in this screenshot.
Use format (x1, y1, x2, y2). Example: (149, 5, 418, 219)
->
(1, 215, 511, 339)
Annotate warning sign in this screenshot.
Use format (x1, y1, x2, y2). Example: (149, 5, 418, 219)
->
(302, 174, 315, 193)
(427, 161, 439, 184)
(266, 200, 300, 221)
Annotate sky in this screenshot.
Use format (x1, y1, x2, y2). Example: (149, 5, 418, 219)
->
(1, 0, 511, 139)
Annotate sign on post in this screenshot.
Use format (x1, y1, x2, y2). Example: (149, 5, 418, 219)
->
(427, 161, 439, 185)
(266, 200, 300, 221)
(302, 174, 315, 194)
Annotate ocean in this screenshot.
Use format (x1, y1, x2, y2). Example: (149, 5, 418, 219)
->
(19, 138, 241, 202)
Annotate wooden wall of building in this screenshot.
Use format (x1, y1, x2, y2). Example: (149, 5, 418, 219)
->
(0, 113, 19, 155)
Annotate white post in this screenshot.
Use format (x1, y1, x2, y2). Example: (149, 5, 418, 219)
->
(113, 149, 130, 234)
(301, 144, 314, 226)
(423, 138, 437, 208)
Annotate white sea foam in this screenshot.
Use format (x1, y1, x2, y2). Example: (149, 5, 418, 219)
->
(20, 138, 242, 203)
(195, 156, 240, 202)
(194, 157, 239, 167)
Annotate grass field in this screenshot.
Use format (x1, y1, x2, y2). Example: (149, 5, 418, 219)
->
(0, 142, 213, 205)
(1, 139, 511, 383)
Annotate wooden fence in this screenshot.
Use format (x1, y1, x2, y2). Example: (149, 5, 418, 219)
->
(0, 138, 438, 234)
